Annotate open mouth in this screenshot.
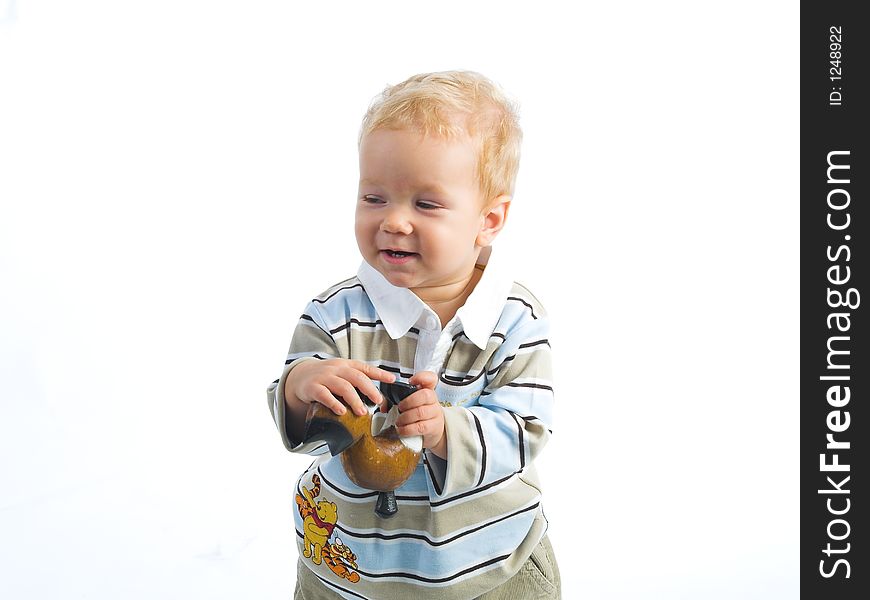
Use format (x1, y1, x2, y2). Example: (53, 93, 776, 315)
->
(380, 249, 418, 264)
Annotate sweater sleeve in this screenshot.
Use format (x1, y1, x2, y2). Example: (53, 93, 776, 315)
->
(424, 315, 554, 496)
(266, 302, 342, 455)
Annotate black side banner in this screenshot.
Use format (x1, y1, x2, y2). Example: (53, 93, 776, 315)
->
(801, 3, 868, 598)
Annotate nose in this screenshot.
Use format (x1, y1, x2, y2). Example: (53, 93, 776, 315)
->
(380, 205, 413, 235)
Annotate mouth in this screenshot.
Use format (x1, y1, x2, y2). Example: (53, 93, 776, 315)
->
(380, 249, 419, 264)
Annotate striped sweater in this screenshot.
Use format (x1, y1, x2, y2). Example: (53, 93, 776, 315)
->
(267, 251, 554, 600)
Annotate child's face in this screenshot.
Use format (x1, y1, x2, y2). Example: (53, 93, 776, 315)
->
(356, 128, 491, 298)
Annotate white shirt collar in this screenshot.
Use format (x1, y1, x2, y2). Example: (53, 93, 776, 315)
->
(356, 245, 513, 350)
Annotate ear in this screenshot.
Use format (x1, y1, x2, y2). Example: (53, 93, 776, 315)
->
(476, 195, 511, 247)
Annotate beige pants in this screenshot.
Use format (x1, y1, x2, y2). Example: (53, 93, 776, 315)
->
(294, 534, 561, 600)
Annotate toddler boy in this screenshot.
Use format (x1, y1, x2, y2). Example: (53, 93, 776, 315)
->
(267, 71, 559, 599)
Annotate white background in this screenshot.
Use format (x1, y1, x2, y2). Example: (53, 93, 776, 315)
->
(0, 1, 798, 598)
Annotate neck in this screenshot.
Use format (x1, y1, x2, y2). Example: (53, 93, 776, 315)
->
(412, 266, 483, 327)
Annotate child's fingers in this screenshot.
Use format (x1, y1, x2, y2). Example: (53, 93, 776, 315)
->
(339, 365, 385, 408)
(311, 385, 347, 416)
(396, 422, 427, 437)
(398, 388, 438, 413)
(409, 370, 437, 389)
(395, 414, 441, 438)
(349, 360, 397, 384)
(328, 378, 369, 417)
(394, 403, 439, 429)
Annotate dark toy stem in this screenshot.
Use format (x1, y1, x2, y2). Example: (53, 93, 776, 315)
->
(375, 491, 399, 519)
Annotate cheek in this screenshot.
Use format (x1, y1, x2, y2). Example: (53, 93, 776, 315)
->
(425, 226, 470, 258)
(444, 217, 481, 246)
(354, 218, 372, 251)
(354, 212, 373, 235)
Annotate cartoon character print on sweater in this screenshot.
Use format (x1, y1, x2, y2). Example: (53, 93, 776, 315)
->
(295, 474, 361, 583)
(323, 537, 360, 583)
(296, 474, 337, 565)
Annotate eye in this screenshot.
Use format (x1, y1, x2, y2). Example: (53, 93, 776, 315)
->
(416, 200, 441, 210)
(361, 195, 384, 204)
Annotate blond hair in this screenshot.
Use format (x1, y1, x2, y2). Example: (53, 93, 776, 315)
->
(359, 70, 522, 205)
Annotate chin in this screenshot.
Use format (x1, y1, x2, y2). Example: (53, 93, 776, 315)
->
(381, 272, 415, 289)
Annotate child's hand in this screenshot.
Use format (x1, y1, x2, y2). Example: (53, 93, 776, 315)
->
(287, 359, 396, 417)
(395, 371, 447, 458)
